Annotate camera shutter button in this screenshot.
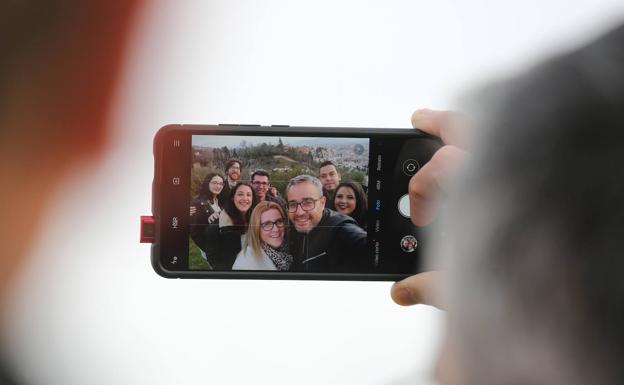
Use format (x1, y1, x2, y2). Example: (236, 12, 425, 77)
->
(398, 194, 411, 218)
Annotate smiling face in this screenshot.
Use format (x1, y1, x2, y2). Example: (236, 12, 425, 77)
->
(252, 174, 270, 200)
(287, 181, 326, 233)
(319, 164, 341, 192)
(233, 185, 253, 213)
(259, 208, 285, 249)
(208, 175, 224, 196)
(334, 186, 356, 216)
(227, 162, 241, 182)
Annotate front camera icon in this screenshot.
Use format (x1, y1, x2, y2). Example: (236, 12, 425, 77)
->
(402, 159, 420, 176)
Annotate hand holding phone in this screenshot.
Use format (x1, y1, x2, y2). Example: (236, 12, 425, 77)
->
(147, 123, 443, 280)
(392, 109, 468, 306)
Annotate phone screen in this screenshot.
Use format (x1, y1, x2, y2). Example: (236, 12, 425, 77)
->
(154, 125, 440, 279)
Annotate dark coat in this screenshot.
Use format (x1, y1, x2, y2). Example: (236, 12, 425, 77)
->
(220, 180, 239, 204)
(289, 209, 370, 273)
(203, 211, 245, 270)
(189, 196, 220, 253)
(322, 187, 336, 210)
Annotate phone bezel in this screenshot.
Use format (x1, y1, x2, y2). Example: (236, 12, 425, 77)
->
(151, 124, 439, 281)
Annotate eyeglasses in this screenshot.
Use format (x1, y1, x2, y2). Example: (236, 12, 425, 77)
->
(209, 181, 224, 186)
(252, 181, 269, 186)
(287, 198, 321, 213)
(260, 219, 285, 231)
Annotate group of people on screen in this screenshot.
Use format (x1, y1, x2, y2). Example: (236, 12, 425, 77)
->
(190, 159, 370, 272)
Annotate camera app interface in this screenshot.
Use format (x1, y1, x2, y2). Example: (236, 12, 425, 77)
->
(188, 135, 373, 273)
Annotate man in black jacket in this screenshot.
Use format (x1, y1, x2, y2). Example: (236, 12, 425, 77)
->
(285, 175, 370, 272)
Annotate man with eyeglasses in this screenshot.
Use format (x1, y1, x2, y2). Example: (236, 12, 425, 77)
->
(221, 158, 242, 200)
(286, 175, 369, 272)
(250, 170, 271, 201)
(251, 169, 288, 209)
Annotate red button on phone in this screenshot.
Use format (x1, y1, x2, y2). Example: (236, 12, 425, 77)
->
(140, 216, 156, 243)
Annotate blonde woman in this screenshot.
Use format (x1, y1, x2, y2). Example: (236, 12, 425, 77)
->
(233, 201, 293, 271)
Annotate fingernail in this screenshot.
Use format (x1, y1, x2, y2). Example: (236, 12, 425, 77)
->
(412, 109, 433, 126)
(395, 286, 413, 304)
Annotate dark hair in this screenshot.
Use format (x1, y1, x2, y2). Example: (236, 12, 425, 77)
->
(198, 172, 225, 202)
(268, 186, 281, 198)
(319, 160, 337, 170)
(224, 158, 242, 172)
(438, 24, 624, 385)
(334, 181, 367, 227)
(223, 182, 258, 226)
(251, 169, 270, 181)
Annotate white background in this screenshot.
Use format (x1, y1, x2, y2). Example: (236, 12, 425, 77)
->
(5, 1, 624, 385)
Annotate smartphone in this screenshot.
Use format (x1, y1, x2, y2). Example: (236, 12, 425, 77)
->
(148, 124, 441, 280)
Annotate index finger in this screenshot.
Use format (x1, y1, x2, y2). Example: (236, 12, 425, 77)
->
(411, 109, 466, 147)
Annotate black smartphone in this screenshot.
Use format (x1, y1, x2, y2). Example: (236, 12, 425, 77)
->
(149, 124, 441, 280)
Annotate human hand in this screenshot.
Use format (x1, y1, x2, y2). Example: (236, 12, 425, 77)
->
(391, 109, 468, 308)
(208, 211, 220, 224)
(391, 271, 444, 308)
(408, 109, 467, 227)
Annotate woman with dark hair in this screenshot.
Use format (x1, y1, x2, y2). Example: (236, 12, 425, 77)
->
(333, 181, 368, 229)
(189, 172, 225, 258)
(207, 182, 258, 270)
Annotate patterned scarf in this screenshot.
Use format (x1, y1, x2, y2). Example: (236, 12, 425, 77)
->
(262, 243, 293, 271)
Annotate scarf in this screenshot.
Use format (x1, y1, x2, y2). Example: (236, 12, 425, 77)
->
(262, 243, 293, 271)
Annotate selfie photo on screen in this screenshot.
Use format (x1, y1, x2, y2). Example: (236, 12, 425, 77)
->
(188, 135, 370, 272)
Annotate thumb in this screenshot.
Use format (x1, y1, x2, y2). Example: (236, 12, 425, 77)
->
(391, 271, 444, 309)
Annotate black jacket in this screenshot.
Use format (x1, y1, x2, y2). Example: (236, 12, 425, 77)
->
(322, 188, 336, 210)
(220, 180, 239, 204)
(189, 196, 220, 253)
(203, 211, 245, 270)
(289, 209, 370, 273)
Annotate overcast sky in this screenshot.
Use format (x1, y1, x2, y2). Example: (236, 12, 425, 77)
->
(192, 134, 367, 148)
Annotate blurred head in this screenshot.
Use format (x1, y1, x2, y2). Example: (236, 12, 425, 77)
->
(251, 169, 270, 200)
(286, 175, 326, 233)
(435, 29, 624, 385)
(0, 1, 141, 313)
(244, 201, 287, 255)
(225, 159, 242, 182)
(319, 161, 341, 192)
(199, 172, 225, 201)
(334, 181, 367, 224)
